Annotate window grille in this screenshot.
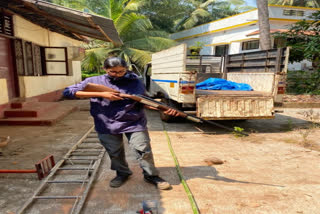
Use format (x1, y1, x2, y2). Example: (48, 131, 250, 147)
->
(242, 40, 259, 51)
(0, 13, 14, 36)
(283, 9, 304, 17)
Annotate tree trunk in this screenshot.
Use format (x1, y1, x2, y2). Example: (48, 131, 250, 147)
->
(257, 0, 272, 50)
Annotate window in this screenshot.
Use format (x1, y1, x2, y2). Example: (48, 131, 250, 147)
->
(25, 42, 34, 76)
(242, 40, 259, 51)
(215, 45, 229, 56)
(0, 13, 14, 36)
(14, 40, 44, 76)
(283, 9, 304, 16)
(13, 40, 68, 76)
(43, 47, 68, 75)
(14, 39, 25, 76)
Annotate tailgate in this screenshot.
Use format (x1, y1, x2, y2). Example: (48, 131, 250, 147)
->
(196, 95, 275, 120)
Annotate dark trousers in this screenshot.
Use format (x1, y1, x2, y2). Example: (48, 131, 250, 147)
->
(98, 130, 159, 176)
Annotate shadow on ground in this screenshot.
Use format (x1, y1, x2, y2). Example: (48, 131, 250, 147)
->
(163, 166, 285, 188)
(147, 110, 312, 134)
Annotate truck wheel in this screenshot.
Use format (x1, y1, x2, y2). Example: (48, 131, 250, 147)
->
(159, 98, 176, 123)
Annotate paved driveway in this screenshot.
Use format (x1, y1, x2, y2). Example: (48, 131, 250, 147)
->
(0, 101, 320, 213)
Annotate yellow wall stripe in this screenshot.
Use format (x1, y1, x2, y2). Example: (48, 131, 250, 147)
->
(174, 16, 315, 41)
(268, 4, 320, 10)
(230, 38, 259, 43)
(205, 42, 230, 47)
(175, 8, 258, 34)
(175, 21, 257, 41)
(270, 18, 302, 22)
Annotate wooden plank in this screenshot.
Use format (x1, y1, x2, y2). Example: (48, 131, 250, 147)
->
(225, 47, 288, 73)
(86, 15, 114, 44)
(152, 67, 185, 74)
(275, 48, 282, 73)
(282, 47, 290, 73)
(152, 44, 186, 60)
(152, 44, 186, 83)
(152, 55, 185, 65)
(152, 61, 185, 70)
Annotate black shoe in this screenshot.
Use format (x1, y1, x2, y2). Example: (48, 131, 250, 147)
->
(109, 174, 130, 188)
(144, 175, 172, 190)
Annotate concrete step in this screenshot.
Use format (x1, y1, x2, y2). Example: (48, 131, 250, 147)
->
(4, 102, 60, 118)
(0, 105, 77, 126)
(9, 98, 39, 109)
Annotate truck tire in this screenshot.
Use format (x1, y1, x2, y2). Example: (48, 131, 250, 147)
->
(159, 98, 177, 123)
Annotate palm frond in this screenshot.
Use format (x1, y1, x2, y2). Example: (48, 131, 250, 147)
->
(116, 13, 152, 36)
(191, 8, 211, 17)
(134, 30, 170, 39)
(82, 47, 122, 72)
(183, 8, 210, 29)
(124, 0, 147, 11)
(110, 0, 129, 21)
(125, 37, 176, 52)
(173, 16, 190, 31)
(200, 0, 216, 9)
(226, 0, 245, 7)
(123, 47, 152, 67)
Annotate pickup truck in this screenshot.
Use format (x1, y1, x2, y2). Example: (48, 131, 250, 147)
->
(143, 44, 289, 121)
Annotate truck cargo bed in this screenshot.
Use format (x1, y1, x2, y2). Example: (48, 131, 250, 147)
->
(196, 90, 271, 97)
(196, 90, 275, 120)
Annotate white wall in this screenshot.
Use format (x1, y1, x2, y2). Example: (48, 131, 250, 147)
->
(171, 9, 258, 41)
(288, 59, 313, 71)
(268, 5, 318, 19)
(172, 6, 319, 70)
(179, 24, 260, 55)
(0, 79, 9, 105)
(13, 15, 82, 47)
(19, 76, 80, 98)
(13, 15, 83, 99)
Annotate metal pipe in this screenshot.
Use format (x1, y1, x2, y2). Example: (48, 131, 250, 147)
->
(0, 169, 37, 173)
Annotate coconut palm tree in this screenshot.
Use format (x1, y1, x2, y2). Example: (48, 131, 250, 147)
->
(174, 0, 216, 31)
(173, 0, 254, 31)
(52, 0, 176, 70)
(268, 0, 320, 8)
(257, 0, 272, 50)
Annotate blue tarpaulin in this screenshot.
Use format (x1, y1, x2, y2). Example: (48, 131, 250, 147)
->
(196, 78, 253, 91)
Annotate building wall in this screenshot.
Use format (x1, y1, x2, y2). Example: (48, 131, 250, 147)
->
(171, 6, 318, 43)
(13, 15, 82, 47)
(0, 79, 9, 105)
(171, 6, 319, 70)
(288, 59, 313, 71)
(268, 5, 318, 20)
(12, 15, 83, 99)
(171, 9, 258, 41)
(179, 24, 260, 55)
(19, 75, 79, 98)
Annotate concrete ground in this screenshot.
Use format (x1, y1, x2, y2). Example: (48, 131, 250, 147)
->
(0, 100, 320, 213)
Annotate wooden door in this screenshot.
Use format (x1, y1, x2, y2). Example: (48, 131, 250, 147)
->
(0, 36, 19, 100)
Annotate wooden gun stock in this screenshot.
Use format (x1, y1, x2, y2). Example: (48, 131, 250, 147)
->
(83, 83, 119, 93)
